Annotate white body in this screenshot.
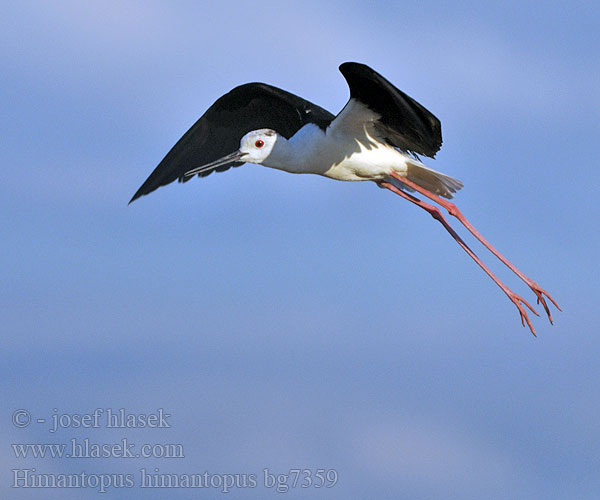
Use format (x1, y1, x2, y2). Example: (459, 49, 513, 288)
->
(237, 99, 463, 199)
(265, 122, 409, 181)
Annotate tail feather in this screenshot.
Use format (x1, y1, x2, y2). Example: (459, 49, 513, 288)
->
(402, 158, 463, 199)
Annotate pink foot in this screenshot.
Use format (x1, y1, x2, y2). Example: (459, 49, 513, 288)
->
(525, 281, 562, 325)
(507, 290, 540, 336)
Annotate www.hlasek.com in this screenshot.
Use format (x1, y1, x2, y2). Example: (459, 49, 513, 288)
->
(12, 438, 184, 459)
(12, 468, 339, 493)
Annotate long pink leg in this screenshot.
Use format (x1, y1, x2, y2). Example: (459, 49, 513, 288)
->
(380, 181, 540, 335)
(389, 171, 560, 323)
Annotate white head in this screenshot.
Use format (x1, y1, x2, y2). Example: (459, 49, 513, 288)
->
(238, 129, 279, 164)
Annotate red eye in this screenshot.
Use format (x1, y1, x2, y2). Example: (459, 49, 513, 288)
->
(255, 140, 264, 148)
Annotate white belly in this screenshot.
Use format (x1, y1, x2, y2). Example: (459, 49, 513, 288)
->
(319, 140, 409, 181)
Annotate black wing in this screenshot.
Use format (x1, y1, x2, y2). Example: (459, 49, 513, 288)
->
(338, 62, 442, 158)
(130, 83, 334, 203)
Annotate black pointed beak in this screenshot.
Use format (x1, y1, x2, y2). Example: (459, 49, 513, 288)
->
(183, 150, 245, 178)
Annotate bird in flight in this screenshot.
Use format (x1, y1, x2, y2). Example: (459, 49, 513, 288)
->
(130, 62, 560, 335)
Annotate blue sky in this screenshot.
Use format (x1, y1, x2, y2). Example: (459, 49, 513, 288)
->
(1, 1, 599, 499)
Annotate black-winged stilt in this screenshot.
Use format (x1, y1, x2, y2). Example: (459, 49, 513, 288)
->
(130, 62, 560, 335)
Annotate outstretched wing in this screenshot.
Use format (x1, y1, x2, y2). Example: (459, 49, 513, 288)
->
(130, 83, 334, 203)
(337, 62, 442, 159)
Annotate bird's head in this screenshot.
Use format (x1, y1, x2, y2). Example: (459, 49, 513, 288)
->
(238, 129, 279, 164)
(183, 128, 279, 178)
